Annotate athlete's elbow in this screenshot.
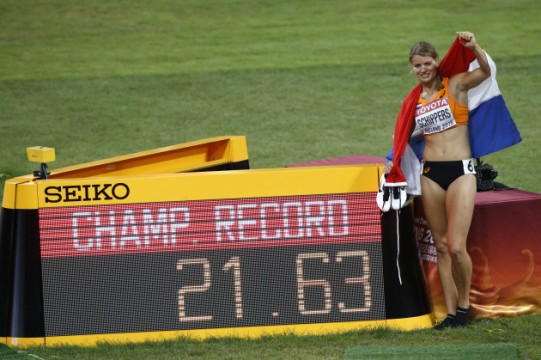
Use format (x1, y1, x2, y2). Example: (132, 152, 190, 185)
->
(481, 65, 491, 78)
(479, 71, 490, 83)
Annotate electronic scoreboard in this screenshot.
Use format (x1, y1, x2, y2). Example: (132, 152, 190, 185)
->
(0, 137, 431, 347)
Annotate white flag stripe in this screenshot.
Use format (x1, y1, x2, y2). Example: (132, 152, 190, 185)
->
(467, 54, 501, 111)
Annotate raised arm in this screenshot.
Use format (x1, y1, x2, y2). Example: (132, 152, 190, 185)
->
(452, 31, 491, 95)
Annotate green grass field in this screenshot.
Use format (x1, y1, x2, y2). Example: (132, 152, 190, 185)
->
(1, 0, 541, 359)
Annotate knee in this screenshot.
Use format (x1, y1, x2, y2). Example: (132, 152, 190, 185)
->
(434, 238, 449, 256)
(449, 244, 469, 263)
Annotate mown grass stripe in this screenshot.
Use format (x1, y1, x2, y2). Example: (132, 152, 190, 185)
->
(344, 342, 520, 360)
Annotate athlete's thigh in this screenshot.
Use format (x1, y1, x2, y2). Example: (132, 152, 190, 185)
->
(445, 174, 477, 248)
(420, 175, 448, 241)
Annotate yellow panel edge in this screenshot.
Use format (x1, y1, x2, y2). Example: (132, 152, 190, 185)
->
(35, 165, 380, 207)
(227, 136, 249, 162)
(1, 177, 38, 210)
(33, 314, 432, 348)
(48, 136, 248, 178)
(5, 337, 45, 348)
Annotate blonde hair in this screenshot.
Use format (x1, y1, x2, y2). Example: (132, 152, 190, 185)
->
(409, 41, 439, 63)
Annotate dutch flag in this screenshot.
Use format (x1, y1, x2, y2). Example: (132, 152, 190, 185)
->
(468, 54, 522, 158)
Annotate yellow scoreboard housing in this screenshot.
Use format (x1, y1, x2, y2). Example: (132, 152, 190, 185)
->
(0, 136, 431, 348)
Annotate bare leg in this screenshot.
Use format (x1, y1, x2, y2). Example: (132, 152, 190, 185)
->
(445, 174, 476, 309)
(420, 176, 458, 315)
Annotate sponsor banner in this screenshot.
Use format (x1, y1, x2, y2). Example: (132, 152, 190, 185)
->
(35, 166, 379, 208)
(414, 190, 541, 320)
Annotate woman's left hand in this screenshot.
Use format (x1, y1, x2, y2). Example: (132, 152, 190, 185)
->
(456, 31, 477, 49)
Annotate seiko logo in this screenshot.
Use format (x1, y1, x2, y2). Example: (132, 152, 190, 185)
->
(44, 183, 130, 203)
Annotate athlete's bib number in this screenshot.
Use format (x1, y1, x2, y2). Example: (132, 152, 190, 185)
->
(415, 98, 456, 135)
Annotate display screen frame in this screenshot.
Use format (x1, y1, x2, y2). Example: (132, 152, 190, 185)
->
(1, 164, 432, 347)
(38, 191, 385, 337)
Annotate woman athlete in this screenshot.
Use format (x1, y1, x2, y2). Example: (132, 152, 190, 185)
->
(384, 31, 491, 329)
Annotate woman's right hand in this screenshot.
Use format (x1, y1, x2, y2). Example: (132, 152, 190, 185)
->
(383, 161, 393, 174)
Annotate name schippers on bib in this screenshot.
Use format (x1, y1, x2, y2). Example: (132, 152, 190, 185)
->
(415, 97, 456, 135)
